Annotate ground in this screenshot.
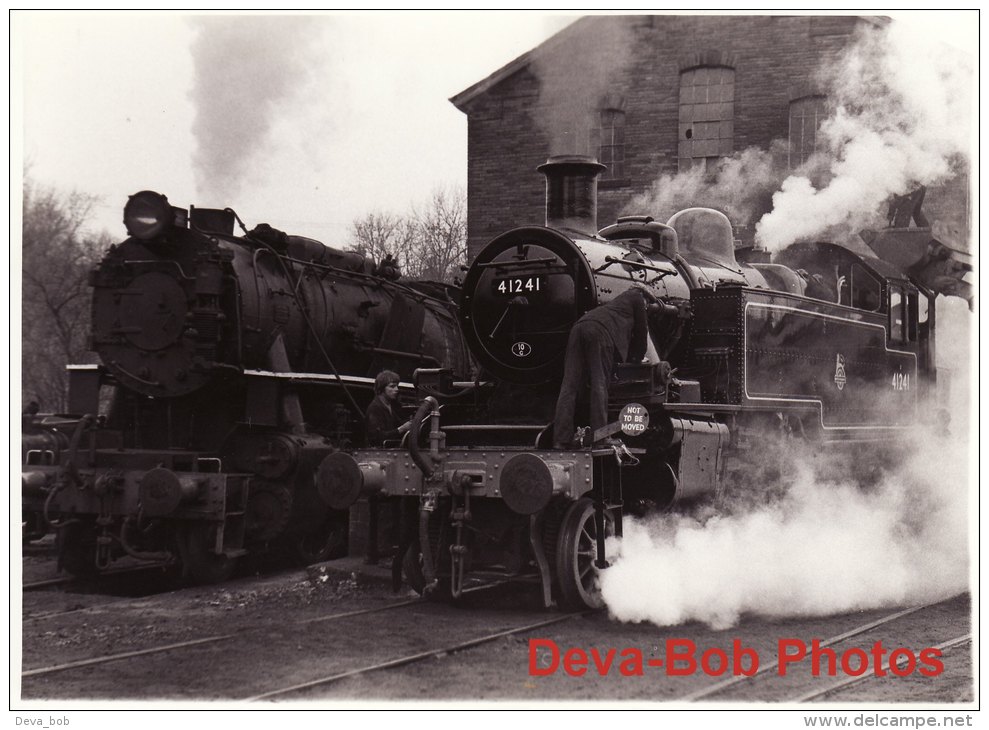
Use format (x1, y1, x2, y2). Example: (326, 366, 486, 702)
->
(18, 550, 974, 707)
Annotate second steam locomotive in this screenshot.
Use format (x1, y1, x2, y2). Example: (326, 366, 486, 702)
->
(22, 191, 470, 581)
(322, 156, 937, 609)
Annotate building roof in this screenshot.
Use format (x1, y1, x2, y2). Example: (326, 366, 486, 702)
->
(449, 16, 592, 112)
(449, 14, 889, 113)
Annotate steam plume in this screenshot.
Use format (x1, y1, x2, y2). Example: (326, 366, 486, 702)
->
(601, 20, 973, 630)
(600, 299, 972, 630)
(189, 16, 325, 200)
(530, 17, 634, 156)
(625, 21, 972, 249)
(624, 142, 791, 232)
(755, 22, 973, 251)
(600, 422, 970, 630)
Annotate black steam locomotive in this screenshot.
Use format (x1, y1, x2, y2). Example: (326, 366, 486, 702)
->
(322, 156, 938, 609)
(21, 191, 470, 581)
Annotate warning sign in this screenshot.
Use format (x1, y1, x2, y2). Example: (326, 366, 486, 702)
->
(619, 403, 649, 436)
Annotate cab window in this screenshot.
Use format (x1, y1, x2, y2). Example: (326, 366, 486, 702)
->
(889, 285, 906, 342)
(851, 264, 882, 311)
(907, 291, 920, 342)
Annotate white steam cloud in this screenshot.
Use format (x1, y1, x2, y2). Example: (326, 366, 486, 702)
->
(601, 302, 973, 630)
(624, 142, 790, 232)
(189, 16, 326, 200)
(625, 20, 972, 250)
(755, 22, 973, 251)
(600, 424, 970, 630)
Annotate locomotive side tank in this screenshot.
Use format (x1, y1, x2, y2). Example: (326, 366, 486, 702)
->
(321, 156, 938, 610)
(21, 192, 471, 581)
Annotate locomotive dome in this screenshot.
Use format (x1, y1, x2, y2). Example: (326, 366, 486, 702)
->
(667, 208, 740, 272)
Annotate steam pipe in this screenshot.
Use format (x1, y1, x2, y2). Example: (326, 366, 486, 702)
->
(407, 396, 439, 479)
(117, 518, 175, 563)
(45, 414, 96, 528)
(418, 503, 438, 593)
(674, 254, 701, 290)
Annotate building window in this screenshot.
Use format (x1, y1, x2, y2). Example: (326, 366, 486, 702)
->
(678, 66, 734, 172)
(594, 109, 626, 181)
(789, 95, 827, 167)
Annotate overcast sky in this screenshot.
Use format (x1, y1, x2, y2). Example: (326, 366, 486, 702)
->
(12, 10, 976, 248)
(13, 11, 575, 243)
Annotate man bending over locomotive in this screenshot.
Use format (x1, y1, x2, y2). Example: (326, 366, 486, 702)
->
(552, 285, 660, 450)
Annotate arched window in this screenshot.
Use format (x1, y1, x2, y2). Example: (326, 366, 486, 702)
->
(678, 66, 735, 172)
(789, 95, 827, 167)
(595, 109, 626, 181)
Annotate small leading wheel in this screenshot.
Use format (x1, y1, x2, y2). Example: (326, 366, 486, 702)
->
(554, 498, 613, 610)
(178, 523, 237, 584)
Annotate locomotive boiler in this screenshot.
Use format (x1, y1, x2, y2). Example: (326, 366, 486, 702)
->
(21, 191, 471, 581)
(320, 156, 939, 610)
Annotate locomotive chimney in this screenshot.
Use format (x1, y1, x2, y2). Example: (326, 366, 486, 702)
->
(537, 155, 606, 236)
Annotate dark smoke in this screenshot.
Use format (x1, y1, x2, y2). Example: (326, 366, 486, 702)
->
(188, 16, 325, 200)
(530, 17, 634, 156)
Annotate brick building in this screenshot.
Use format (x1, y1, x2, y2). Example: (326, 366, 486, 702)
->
(451, 15, 968, 261)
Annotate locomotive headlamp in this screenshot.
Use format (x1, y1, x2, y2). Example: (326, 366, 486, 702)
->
(123, 190, 174, 239)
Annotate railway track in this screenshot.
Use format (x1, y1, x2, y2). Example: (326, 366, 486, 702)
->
(21, 597, 421, 680)
(23, 562, 173, 592)
(21, 581, 970, 702)
(23, 594, 160, 623)
(21, 576, 580, 702)
(247, 612, 584, 701)
(678, 595, 970, 704)
(792, 634, 972, 703)
(21, 579, 515, 682)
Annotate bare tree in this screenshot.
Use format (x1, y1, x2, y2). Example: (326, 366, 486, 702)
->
(408, 186, 468, 282)
(21, 178, 108, 412)
(349, 211, 405, 265)
(348, 186, 468, 284)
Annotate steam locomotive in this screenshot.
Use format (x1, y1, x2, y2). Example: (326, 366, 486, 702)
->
(21, 191, 470, 581)
(322, 156, 938, 609)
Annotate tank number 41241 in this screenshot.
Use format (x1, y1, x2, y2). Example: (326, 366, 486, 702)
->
(495, 276, 544, 295)
(891, 372, 911, 391)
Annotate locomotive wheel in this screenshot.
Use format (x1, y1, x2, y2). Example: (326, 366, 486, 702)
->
(554, 498, 613, 611)
(245, 483, 293, 542)
(56, 521, 98, 577)
(293, 512, 347, 565)
(178, 523, 237, 584)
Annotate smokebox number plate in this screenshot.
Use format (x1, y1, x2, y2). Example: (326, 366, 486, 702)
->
(493, 275, 545, 296)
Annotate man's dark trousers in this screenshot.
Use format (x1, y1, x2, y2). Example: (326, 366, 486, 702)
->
(552, 319, 616, 449)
